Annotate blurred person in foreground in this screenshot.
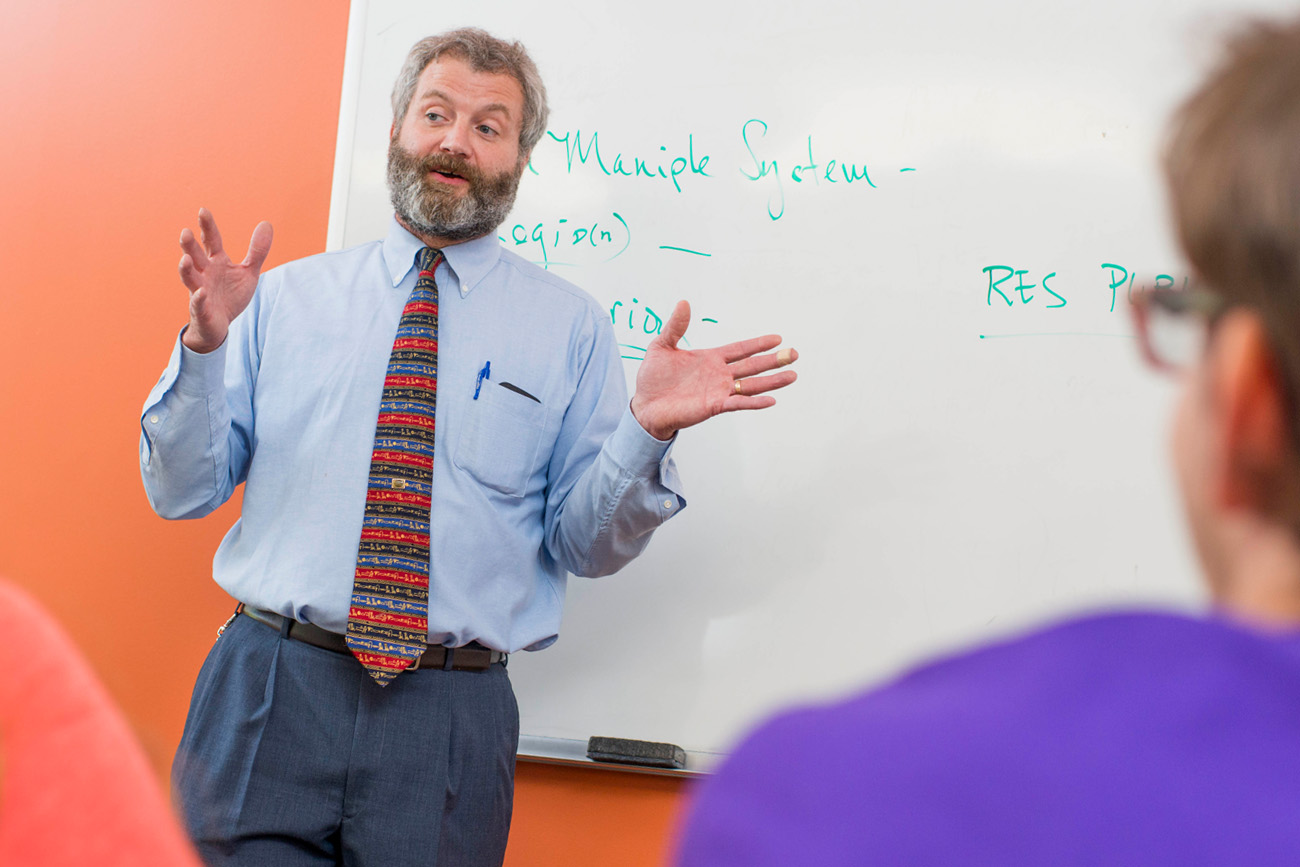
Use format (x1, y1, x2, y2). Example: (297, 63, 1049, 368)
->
(0, 580, 200, 866)
(677, 17, 1300, 866)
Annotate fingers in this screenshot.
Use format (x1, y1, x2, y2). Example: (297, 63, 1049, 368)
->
(243, 221, 274, 271)
(724, 395, 778, 412)
(178, 253, 202, 291)
(732, 369, 798, 399)
(728, 346, 799, 379)
(179, 227, 209, 272)
(197, 207, 225, 258)
(721, 333, 783, 363)
(656, 300, 691, 349)
(179, 213, 272, 289)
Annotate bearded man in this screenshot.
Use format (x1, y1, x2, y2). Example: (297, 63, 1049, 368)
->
(140, 28, 797, 867)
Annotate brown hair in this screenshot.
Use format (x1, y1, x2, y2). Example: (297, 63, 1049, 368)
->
(1165, 17, 1300, 434)
(391, 28, 549, 156)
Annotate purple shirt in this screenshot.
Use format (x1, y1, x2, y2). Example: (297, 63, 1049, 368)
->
(677, 611, 1300, 865)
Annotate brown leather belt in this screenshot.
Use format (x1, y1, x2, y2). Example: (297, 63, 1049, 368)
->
(238, 605, 506, 671)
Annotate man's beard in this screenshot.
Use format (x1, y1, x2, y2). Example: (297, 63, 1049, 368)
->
(386, 139, 522, 243)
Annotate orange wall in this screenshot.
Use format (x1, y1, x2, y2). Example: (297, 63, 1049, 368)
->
(0, 2, 686, 863)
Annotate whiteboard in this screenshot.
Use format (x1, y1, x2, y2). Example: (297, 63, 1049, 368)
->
(329, 0, 1287, 771)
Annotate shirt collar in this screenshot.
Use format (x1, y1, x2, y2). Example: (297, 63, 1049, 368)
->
(382, 215, 503, 298)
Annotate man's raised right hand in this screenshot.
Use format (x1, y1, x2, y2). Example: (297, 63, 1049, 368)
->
(178, 208, 273, 354)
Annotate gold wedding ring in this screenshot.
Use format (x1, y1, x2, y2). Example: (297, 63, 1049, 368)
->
(734, 380, 743, 395)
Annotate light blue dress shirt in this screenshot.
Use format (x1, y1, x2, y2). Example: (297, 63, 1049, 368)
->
(141, 217, 685, 652)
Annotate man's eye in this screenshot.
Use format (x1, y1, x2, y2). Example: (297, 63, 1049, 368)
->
(426, 112, 444, 121)
(478, 125, 498, 136)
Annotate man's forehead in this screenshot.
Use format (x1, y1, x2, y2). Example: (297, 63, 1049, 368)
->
(414, 56, 523, 114)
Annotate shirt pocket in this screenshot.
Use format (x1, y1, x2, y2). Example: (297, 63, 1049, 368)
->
(452, 382, 550, 498)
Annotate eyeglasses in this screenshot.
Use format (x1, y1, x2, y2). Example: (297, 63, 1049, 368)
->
(1131, 286, 1228, 373)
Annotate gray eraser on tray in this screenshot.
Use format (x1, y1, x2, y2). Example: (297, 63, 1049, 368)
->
(587, 736, 686, 769)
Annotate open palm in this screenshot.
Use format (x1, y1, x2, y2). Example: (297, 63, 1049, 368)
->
(630, 300, 798, 441)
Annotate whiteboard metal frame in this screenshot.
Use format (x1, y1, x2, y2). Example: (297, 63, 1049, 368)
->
(326, 0, 370, 252)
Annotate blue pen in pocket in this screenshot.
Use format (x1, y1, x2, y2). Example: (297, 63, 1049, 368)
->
(474, 361, 491, 399)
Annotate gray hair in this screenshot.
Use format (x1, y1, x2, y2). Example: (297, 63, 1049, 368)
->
(391, 28, 549, 155)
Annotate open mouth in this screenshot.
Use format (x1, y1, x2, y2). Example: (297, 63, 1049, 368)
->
(429, 168, 467, 183)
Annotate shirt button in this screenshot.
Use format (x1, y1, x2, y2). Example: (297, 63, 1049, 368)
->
(663, 499, 674, 510)
(149, 414, 160, 424)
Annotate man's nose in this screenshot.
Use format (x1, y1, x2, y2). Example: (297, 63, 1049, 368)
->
(439, 119, 472, 157)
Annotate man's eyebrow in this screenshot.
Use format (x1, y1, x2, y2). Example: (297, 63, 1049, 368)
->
(416, 89, 513, 118)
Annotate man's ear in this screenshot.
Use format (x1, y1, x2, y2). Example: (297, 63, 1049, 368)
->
(1212, 310, 1295, 515)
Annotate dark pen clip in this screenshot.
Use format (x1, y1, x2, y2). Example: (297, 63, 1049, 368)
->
(498, 382, 541, 403)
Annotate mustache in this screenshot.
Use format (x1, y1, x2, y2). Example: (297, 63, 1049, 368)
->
(417, 153, 482, 184)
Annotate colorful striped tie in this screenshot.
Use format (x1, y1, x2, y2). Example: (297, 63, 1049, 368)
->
(346, 246, 442, 686)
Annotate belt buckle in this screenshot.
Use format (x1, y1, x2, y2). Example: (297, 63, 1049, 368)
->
(406, 647, 426, 670)
(215, 603, 245, 641)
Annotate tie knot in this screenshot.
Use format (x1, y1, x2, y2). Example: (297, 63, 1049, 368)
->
(416, 246, 442, 275)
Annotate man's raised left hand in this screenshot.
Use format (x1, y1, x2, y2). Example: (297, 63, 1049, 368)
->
(629, 300, 799, 441)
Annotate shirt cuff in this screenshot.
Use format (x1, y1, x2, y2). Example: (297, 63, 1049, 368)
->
(174, 331, 229, 397)
(607, 407, 675, 476)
